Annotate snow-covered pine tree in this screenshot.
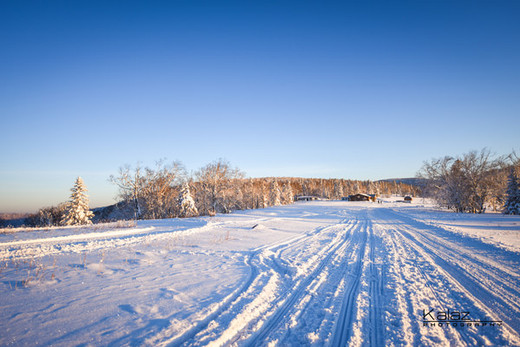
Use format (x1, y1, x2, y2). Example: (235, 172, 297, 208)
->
(178, 182, 198, 218)
(61, 177, 94, 226)
(281, 182, 294, 205)
(504, 168, 520, 215)
(333, 180, 344, 200)
(260, 181, 268, 208)
(269, 179, 281, 206)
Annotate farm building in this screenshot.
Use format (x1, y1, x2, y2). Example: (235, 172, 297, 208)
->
(347, 194, 371, 202)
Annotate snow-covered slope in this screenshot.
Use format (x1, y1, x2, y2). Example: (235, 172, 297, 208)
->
(1, 200, 519, 346)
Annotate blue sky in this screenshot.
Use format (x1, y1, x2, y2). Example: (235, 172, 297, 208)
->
(1, 1, 519, 213)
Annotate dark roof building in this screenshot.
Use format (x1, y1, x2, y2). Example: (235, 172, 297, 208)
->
(347, 194, 371, 202)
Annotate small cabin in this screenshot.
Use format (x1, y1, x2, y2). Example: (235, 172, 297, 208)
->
(295, 195, 320, 202)
(404, 196, 413, 203)
(347, 193, 371, 202)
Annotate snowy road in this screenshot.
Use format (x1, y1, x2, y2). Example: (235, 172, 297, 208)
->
(1, 201, 520, 346)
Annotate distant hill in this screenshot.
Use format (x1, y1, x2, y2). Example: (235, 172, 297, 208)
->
(378, 178, 428, 187)
(0, 213, 31, 228)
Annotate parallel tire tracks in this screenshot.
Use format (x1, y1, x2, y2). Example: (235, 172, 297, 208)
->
(245, 219, 360, 346)
(383, 209, 520, 345)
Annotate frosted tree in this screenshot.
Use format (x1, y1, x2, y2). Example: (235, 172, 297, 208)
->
(353, 181, 360, 194)
(61, 177, 94, 226)
(178, 182, 198, 218)
(195, 159, 244, 215)
(281, 182, 294, 205)
(260, 181, 268, 208)
(232, 184, 244, 211)
(333, 180, 344, 199)
(269, 179, 282, 206)
(504, 169, 520, 215)
(419, 149, 504, 213)
(110, 161, 185, 220)
(109, 164, 144, 220)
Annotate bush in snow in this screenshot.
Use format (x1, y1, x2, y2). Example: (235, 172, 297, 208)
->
(61, 177, 94, 226)
(36, 203, 68, 226)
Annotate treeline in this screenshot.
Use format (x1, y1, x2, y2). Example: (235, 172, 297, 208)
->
(25, 159, 420, 226)
(25, 159, 418, 226)
(106, 159, 419, 221)
(418, 149, 519, 214)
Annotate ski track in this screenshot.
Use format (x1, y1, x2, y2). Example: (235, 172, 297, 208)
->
(2, 202, 520, 346)
(247, 219, 359, 346)
(184, 218, 361, 346)
(372, 208, 520, 345)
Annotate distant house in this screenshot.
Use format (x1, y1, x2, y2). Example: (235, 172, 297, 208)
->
(295, 195, 320, 202)
(404, 196, 413, 203)
(347, 194, 371, 202)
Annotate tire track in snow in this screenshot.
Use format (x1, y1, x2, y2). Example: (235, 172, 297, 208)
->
(259, 219, 364, 345)
(390, 209, 520, 305)
(156, 252, 260, 346)
(155, 231, 314, 346)
(382, 208, 520, 345)
(382, 229, 422, 346)
(119, 223, 313, 346)
(163, 219, 356, 346)
(243, 219, 360, 346)
(330, 217, 369, 347)
(383, 226, 472, 346)
(367, 217, 385, 347)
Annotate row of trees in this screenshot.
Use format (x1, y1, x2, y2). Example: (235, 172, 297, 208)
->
(25, 159, 419, 227)
(418, 149, 519, 214)
(107, 158, 418, 221)
(22, 150, 520, 227)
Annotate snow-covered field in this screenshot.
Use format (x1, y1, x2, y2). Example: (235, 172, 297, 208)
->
(1, 200, 520, 346)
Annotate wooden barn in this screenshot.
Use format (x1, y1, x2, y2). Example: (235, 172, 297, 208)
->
(347, 193, 371, 202)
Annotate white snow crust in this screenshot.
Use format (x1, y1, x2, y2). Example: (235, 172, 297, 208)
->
(1, 200, 520, 346)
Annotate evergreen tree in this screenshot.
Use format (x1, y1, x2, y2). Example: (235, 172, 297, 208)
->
(333, 180, 344, 199)
(281, 182, 294, 205)
(61, 177, 94, 226)
(269, 180, 282, 206)
(504, 169, 520, 215)
(260, 181, 268, 208)
(178, 182, 198, 218)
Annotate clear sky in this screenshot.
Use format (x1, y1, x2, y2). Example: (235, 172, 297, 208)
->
(1, 1, 519, 213)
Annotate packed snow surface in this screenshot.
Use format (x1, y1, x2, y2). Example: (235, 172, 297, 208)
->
(1, 200, 520, 346)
